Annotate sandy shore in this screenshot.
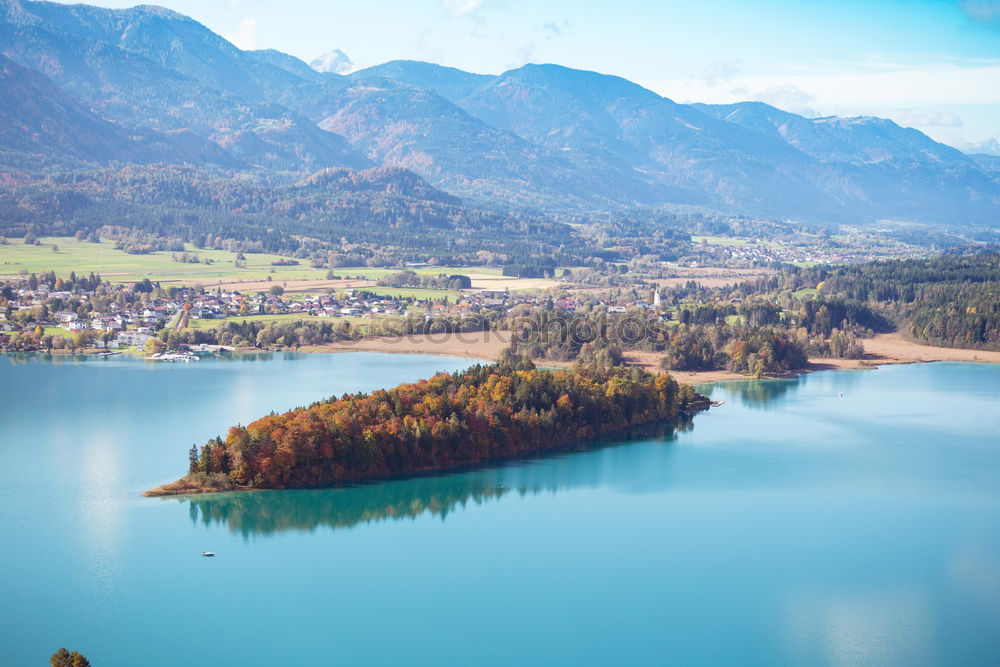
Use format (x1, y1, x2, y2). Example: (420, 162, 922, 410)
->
(302, 330, 1000, 384)
(300, 329, 514, 361)
(633, 333, 1000, 384)
(859, 332, 1000, 364)
(622, 350, 753, 383)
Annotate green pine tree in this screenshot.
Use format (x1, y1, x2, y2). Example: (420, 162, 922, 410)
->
(189, 445, 200, 474)
(50, 647, 90, 666)
(50, 648, 72, 667)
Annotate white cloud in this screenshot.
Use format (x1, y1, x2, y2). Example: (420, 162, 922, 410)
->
(443, 0, 486, 16)
(410, 29, 445, 64)
(661, 63, 1000, 108)
(888, 109, 963, 128)
(701, 59, 740, 87)
(748, 84, 819, 117)
(225, 17, 259, 50)
(541, 20, 571, 40)
(470, 17, 488, 38)
(441, 0, 495, 38)
(511, 41, 538, 68)
(641, 60, 1000, 147)
(964, 137, 1000, 155)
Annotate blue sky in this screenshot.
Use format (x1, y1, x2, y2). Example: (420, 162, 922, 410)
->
(50, 0, 1000, 150)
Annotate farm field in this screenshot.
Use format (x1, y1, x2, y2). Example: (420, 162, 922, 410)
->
(183, 313, 369, 331)
(38, 326, 80, 340)
(690, 235, 752, 247)
(0, 236, 317, 283)
(0, 237, 538, 288)
(364, 286, 462, 300)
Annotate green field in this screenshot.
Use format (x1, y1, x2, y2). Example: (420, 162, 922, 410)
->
(0, 237, 503, 286)
(39, 326, 80, 340)
(364, 286, 461, 300)
(0, 236, 324, 283)
(279, 286, 460, 301)
(691, 235, 752, 247)
(182, 313, 370, 331)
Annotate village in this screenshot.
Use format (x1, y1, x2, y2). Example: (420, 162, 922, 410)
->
(0, 271, 678, 354)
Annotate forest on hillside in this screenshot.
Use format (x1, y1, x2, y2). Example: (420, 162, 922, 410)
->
(768, 252, 1000, 350)
(0, 166, 591, 266)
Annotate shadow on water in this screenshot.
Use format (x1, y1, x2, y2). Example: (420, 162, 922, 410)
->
(171, 417, 694, 539)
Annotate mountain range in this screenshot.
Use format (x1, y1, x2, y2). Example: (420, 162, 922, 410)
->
(0, 0, 997, 226)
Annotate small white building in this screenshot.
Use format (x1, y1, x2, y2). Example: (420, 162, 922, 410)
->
(118, 331, 153, 348)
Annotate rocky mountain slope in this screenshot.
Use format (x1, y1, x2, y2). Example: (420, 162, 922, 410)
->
(0, 0, 996, 226)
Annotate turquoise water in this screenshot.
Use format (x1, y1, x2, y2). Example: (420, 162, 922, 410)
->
(1, 355, 999, 666)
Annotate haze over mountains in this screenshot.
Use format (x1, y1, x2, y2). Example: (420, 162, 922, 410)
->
(0, 0, 997, 226)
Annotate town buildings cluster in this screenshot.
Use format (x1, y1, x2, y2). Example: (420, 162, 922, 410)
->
(1, 269, 680, 353)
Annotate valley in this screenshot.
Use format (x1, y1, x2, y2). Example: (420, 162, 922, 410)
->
(1, 2, 999, 665)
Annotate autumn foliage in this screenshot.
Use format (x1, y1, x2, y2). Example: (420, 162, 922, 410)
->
(178, 360, 706, 490)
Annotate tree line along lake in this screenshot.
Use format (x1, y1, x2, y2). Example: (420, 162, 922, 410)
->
(1, 351, 998, 665)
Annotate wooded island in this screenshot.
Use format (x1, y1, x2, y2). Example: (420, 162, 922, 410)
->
(146, 359, 708, 495)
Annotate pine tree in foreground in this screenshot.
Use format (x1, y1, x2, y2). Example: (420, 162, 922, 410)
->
(50, 647, 91, 667)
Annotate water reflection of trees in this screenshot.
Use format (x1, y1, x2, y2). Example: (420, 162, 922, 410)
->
(708, 378, 799, 409)
(0, 350, 291, 365)
(3, 352, 93, 365)
(184, 479, 512, 538)
(176, 417, 692, 538)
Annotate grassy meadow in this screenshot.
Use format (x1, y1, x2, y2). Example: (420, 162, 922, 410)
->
(183, 313, 368, 331)
(0, 236, 504, 287)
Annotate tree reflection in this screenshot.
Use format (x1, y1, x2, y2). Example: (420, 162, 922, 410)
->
(172, 417, 692, 538)
(708, 378, 800, 409)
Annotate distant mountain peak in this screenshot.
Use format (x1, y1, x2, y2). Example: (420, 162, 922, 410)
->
(131, 4, 190, 20)
(310, 49, 354, 75)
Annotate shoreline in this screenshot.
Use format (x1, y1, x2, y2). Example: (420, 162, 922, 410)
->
(138, 332, 997, 499)
(297, 330, 1000, 385)
(8, 331, 999, 385)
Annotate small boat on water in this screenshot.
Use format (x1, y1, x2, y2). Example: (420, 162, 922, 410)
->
(202, 551, 215, 557)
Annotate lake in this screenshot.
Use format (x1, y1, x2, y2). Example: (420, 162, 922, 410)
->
(1, 353, 998, 666)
